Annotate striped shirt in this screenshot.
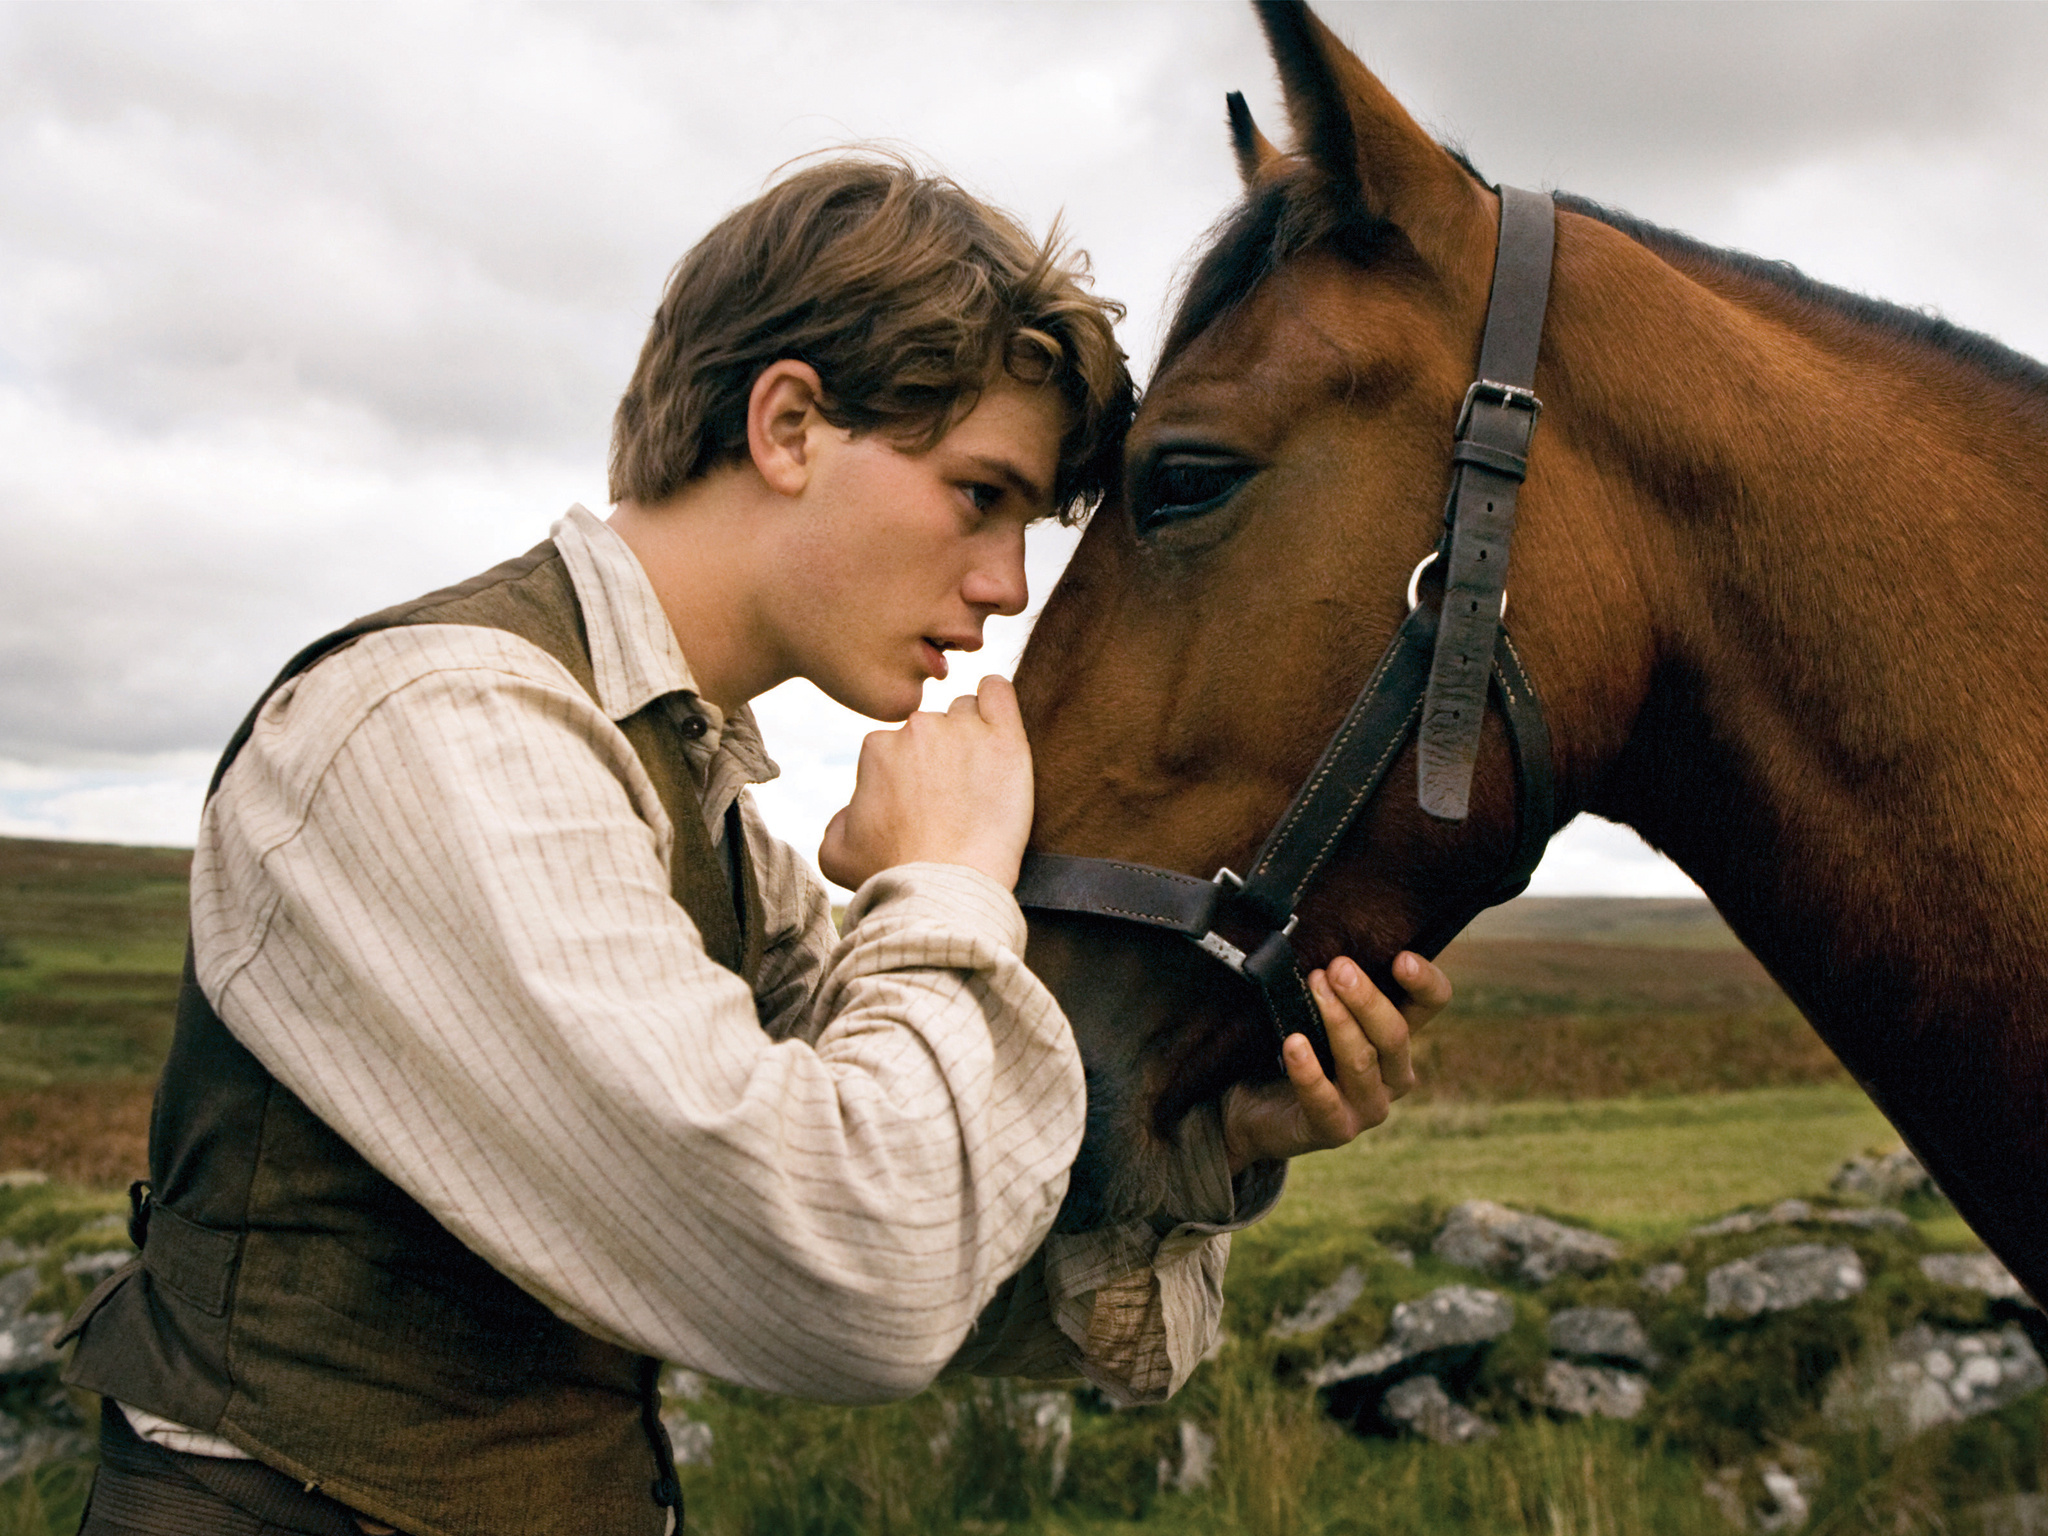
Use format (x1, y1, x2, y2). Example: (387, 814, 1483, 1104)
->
(129, 506, 1277, 1457)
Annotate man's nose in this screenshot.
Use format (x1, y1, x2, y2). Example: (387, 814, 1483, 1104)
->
(964, 525, 1028, 618)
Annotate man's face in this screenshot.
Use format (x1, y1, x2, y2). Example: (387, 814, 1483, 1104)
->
(772, 378, 1065, 721)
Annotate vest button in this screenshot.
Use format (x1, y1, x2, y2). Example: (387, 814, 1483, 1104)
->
(678, 713, 709, 740)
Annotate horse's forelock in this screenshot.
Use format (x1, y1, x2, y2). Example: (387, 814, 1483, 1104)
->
(1158, 175, 1403, 371)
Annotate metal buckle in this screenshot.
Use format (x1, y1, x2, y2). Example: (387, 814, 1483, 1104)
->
(1454, 378, 1542, 437)
(1406, 550, 1506, 619)
(1194, 868, 1297, 976)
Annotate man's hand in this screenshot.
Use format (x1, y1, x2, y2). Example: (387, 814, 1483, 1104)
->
(819, 675, 1034, 891)
(1222, 951, 1452, 1173)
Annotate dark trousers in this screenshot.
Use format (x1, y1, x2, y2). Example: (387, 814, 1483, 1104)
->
(78, 1401, 390, 1536)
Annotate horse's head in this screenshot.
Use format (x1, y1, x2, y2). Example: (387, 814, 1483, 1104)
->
(1018, 2, 1663, 1227)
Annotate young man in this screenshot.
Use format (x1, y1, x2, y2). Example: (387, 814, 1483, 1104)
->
(63, 158, 1447, 1536)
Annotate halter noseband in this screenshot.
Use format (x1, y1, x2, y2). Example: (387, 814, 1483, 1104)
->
(1013, 187, 1560, 1076)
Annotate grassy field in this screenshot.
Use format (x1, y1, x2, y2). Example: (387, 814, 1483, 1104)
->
(1424, 905, 1847, 1104)
(0, 838, 2031, 1533)
(1277, 1085, 1931, 1246)
(1459, 896, 1751, 950)
(0, 1076, 2019, 1535)
(0, 839, 185, 1186)
(669, 1079, 2025, 1536)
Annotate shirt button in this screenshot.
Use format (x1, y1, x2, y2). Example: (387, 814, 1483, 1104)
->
(677, 713, 709, 740)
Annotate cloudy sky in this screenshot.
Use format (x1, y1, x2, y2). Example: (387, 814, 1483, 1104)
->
(4, 1, 2045, 897)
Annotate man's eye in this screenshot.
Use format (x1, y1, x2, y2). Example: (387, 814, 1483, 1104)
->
(964, 483, 1003, 513)
(1134, 457, 1254, 534)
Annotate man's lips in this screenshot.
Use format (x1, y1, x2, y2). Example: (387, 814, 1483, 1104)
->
(920, 636, 979, 681)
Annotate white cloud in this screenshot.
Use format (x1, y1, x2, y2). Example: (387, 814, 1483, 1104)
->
(0, 751, 210, 846)
(1717, 145, 2048, 363)
(1526, 816, 1704, 899)
(0, 380, 598, 755)
(1322, 1, 2046, 213)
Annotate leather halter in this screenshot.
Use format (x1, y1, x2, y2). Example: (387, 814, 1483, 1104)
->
(1013, 186, 1560, 1076)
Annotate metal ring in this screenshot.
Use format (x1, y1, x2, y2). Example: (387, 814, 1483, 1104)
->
(1405, 552, 1437, 612)
(1405, 551, 1506, 618)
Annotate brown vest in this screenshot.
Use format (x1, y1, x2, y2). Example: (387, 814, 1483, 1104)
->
(64, 542, 765, 1536)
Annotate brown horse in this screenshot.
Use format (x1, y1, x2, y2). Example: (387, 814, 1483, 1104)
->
(1016, 0, 2048, 1304)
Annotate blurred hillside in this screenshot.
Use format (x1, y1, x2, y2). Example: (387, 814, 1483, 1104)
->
(1431, 898, 1842, 1102)
(0, 838, 1848, 1183)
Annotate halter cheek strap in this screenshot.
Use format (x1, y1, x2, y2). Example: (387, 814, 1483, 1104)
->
(1014, 187, 1560, 1078)
(1420, 185, 1556, 819)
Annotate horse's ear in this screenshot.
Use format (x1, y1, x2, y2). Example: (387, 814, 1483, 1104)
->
(1253, 0, 1489, 269)
(1225, 91, 1285, 189)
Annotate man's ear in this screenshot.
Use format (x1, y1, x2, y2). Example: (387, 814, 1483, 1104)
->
(746, 360, 827, 497)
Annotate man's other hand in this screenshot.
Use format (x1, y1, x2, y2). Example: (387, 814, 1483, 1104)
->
(819, 675, 1034, 891)
(1221, 951, 1453, 1172)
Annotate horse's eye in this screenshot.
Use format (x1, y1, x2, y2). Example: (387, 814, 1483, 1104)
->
(1134, 456, 1254, 534)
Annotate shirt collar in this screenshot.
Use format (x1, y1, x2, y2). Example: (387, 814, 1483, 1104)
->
(549, 504, 779, 786)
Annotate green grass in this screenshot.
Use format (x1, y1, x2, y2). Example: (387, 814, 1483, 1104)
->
(1279, 1085, 1899, 1244)
(0, 1460, 94, 1536)
(671, 1359, 1742, 1536)
(0, 839, 189, 1088)
(1459, 896, 1748, 951)
(0, 1083, 2030, 1535)
(0, 839, 191, 950)
(658, 1079, 2031, 1536)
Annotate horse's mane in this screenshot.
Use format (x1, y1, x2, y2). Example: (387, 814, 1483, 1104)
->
(1161, 157, 2048, 398)
(1555, 192, 2048, 399)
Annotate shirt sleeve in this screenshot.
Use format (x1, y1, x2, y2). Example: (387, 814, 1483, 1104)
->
(191, 628, 1084, 1405)
(734, 795, 838, 1043)
(728, 770, 1271, 1407)
(946, 1101, 1285, 1405)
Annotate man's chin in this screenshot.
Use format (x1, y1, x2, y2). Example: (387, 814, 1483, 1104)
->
(821, 675, 924, 723)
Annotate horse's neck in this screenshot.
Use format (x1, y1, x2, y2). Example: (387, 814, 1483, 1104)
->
(1561, 264, 2048, 1299)
(1571, 266, 2048, 1036)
